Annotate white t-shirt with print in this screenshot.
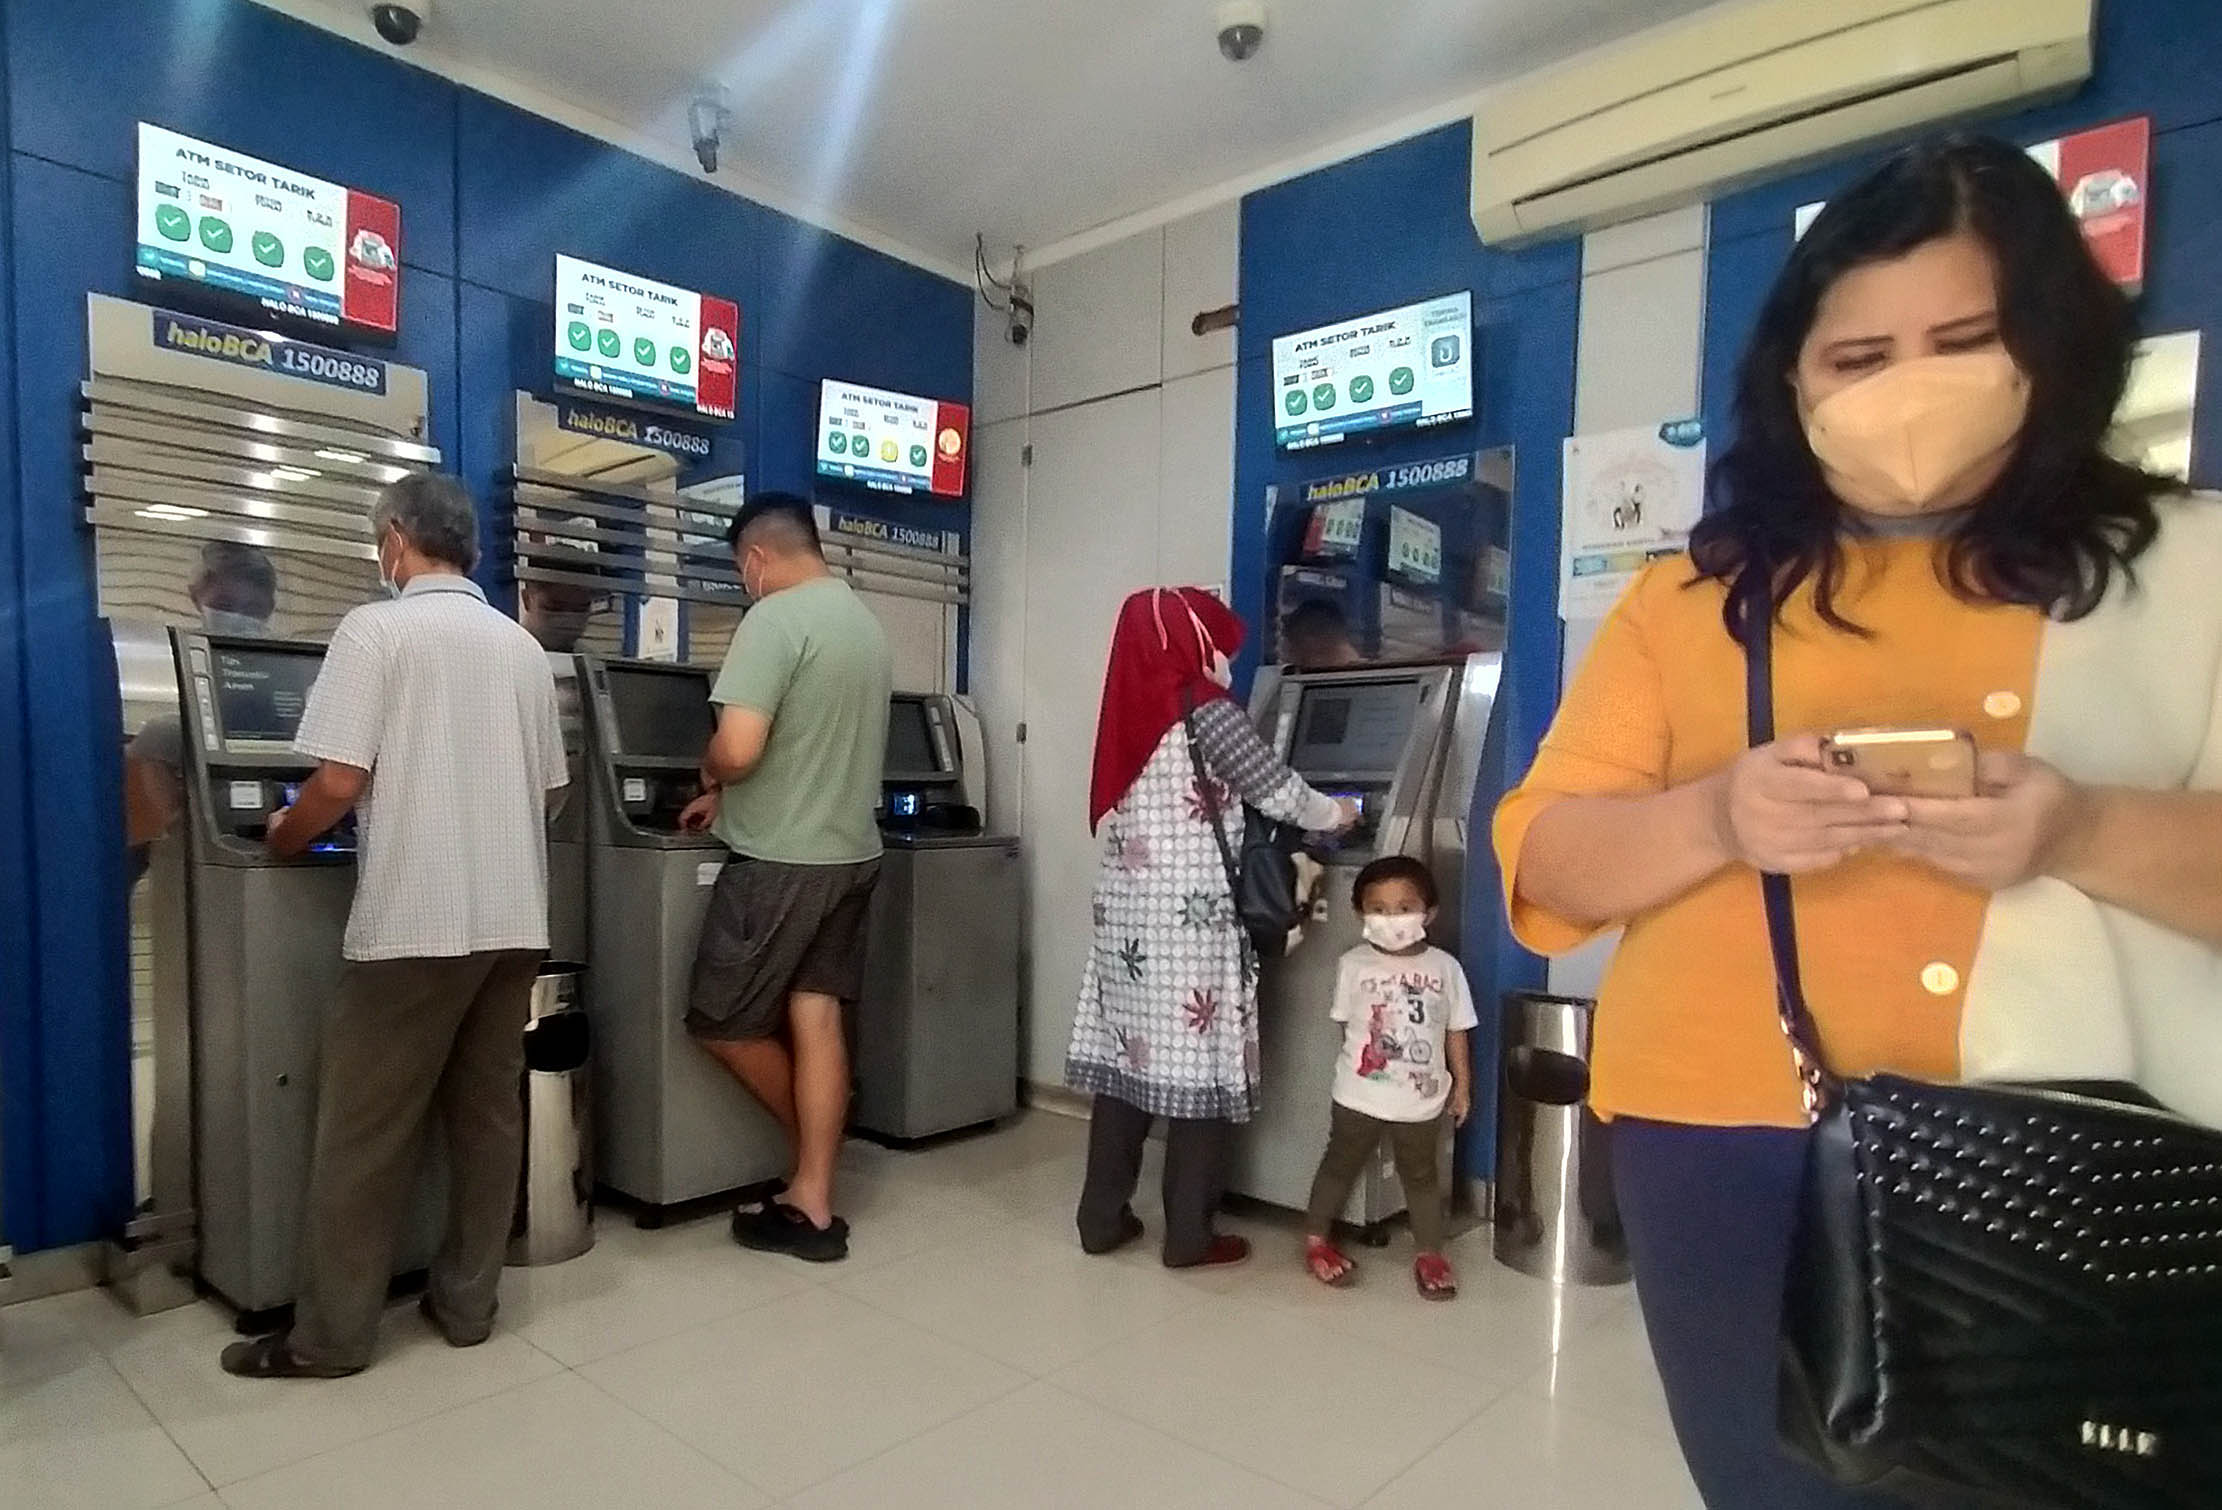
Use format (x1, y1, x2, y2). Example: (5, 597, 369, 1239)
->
(1329, 943, 1479, 1122)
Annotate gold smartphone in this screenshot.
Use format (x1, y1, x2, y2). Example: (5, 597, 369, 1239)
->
(1821, 727, 1979, 799)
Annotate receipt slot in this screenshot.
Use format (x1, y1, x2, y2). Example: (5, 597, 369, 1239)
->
(161, 629, 440, 1316)
(1229, 656, 1497, 1231)
(577, 656, 786, 1221)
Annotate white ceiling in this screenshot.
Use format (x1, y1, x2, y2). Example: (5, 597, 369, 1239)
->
(285, 0, 1719, 272)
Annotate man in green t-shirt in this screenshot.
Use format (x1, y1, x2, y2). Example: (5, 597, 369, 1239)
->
(678, 493, 891, 1262)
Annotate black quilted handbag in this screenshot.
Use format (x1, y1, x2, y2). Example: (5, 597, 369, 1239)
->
(1741, 582, 2222, 1509)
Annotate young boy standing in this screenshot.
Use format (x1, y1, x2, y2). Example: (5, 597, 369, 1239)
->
(1302, 856, 1477, 1299)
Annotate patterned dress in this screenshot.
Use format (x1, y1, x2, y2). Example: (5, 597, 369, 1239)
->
(1065, 698, 1343, 1122)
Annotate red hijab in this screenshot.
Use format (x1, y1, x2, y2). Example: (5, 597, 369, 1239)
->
(1089, 587, 1245, 831)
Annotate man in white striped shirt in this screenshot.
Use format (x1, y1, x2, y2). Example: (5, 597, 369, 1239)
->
(222, 473, 567, 1380)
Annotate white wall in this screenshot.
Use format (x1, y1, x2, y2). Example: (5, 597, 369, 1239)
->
(1548, 205, 1710, 999)
(970, 202, 1241, 1087)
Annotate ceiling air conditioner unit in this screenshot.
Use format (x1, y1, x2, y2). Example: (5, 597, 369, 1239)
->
(1471, 0, 2093, 247)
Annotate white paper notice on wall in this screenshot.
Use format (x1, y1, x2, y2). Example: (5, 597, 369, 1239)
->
(696, 860, 722, 888)
(1559, 420, 1707, 622)
(637, 597, 680, 662)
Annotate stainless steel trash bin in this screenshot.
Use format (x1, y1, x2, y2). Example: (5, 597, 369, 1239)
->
(508, 965, 594, 1267)
(1493, 992, 1628, 1285)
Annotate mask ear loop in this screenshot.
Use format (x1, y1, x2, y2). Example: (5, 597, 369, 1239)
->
(1184, 601, 1219, 664)
(1151, 588, 1173, 651)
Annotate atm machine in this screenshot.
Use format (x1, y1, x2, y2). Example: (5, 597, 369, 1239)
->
(1228, 655, 1498, 1228)
(545, 652, 588, 963)
(852, 693, 1021, 1142)
(160, 628, 441, 1315)
(577, 655, 785, 1220)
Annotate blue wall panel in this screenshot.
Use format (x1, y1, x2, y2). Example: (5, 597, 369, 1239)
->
(758, 219, 980, 400)
(1237, 120, 1577, 1182)
(0, 0, 970, 1250)
(0, 0, 37, 1253)
(453, 89, 762, 342)
(10, 154, 139, 1246)
(5, 0, 459, 275)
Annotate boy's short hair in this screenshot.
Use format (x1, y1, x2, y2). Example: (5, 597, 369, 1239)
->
(1352, 854, 1438, 912)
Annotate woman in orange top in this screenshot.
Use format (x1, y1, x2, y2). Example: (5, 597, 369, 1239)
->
(1497, 137, 2222, 1508)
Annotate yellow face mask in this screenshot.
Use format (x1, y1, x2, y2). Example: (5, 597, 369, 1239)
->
(1801, 350, 2031, 516)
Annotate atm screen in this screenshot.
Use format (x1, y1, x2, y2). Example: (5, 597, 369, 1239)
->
(606, 668, 713, 757)
(885, 698, 943, 777)
(213, 647, 323, 745)
(1288, 680, 1423, 778)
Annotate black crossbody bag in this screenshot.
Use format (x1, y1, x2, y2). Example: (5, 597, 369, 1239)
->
(1181, 700, 1302, 961)
(1740, 580, 2222, 1509)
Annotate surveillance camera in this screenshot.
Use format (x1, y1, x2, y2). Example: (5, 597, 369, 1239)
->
(1216, 1, 1266, 62)
(1007, 288, 1034, 347)
(368, 1, 428, 46)
(688, 91, 729, 177)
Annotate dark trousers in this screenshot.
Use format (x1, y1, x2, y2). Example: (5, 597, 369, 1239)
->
(1076, 1094, 1232, 1267)
(1304, 1101, 1446, 1251)
(1613, 1118, 1912, 1510)
(290, 950, 541, 1369)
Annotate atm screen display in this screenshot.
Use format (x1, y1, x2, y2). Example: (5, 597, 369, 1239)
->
(1288, 680, 1423, 778)
(214, 647, 322, 744)
(885, 698, 942, 776)
(606, 668, 713, 757)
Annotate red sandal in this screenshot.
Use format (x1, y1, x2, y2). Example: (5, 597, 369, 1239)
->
(1168, 1233, 1251, 1269)
(1306, 1236, 1357, 1287)
(1414, 1252, 1458, 1301)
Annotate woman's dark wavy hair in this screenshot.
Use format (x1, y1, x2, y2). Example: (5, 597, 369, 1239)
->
(1691, 134, 2178, 634)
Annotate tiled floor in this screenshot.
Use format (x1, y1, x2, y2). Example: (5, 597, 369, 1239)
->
(0, 1112, 1704, 1508)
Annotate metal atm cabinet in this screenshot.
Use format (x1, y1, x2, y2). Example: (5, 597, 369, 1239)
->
(545, 651, 588, 964)
(578, 656, 786, 1219)
(163, 629, 441, 1316)
(852, 694, 1022, 1141)
(1228, 655, 1498, 1228)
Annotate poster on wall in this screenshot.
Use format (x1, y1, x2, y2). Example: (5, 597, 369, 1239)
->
(553, 255, 740, 423)
(1795, 117, 2151, 291)
(1559, 420, 1706, 621)
(815, 379, 971, 498)
(134, 122, 402, 340)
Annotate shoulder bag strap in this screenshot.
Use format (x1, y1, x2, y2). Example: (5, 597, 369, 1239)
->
(1738, 570, 1842, 1118)
(1180, 695, 1246, 907)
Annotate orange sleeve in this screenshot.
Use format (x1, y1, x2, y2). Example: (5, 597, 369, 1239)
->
(1492, 568, 1674, 955)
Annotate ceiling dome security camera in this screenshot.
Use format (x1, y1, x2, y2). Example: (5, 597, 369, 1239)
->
(1216, 1, 1266, 62)
(369, 1, 429, 47)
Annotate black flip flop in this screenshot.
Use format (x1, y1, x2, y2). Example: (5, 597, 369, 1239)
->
(219, 1332, 362, 1380)
(732, 1202, 850, 1263)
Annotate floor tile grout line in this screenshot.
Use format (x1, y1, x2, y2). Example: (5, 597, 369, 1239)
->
(762, 1370, 1040, 1503)
(532, 1260, 813, 1371)
(1035, 1297, 1508, 1510)
(90, 1330, 223, 1503)
(187, 1356, 568, 1497)
(566, 1361, 783, 1504)
(563, 1276, 1035, 1502)
(1344, 1372, 1516, 1508)
(1031, 1374, 1342, 1509)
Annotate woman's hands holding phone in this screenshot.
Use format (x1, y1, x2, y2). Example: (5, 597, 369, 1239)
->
(1709, 734, 1910, 875)
(1888, 750, 2090, 892)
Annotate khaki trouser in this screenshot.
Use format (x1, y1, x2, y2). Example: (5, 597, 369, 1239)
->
(290, 950, 541, 1369)
(1304, 1100, 1447, 1252)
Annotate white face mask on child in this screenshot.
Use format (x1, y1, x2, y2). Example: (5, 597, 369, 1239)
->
(1361, 913, 1427, 952)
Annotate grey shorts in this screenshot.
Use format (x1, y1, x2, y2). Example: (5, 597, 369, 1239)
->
(685, 856, 881, 1041)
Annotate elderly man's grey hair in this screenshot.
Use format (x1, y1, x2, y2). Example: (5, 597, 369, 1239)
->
(370, 472, 480, 572)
